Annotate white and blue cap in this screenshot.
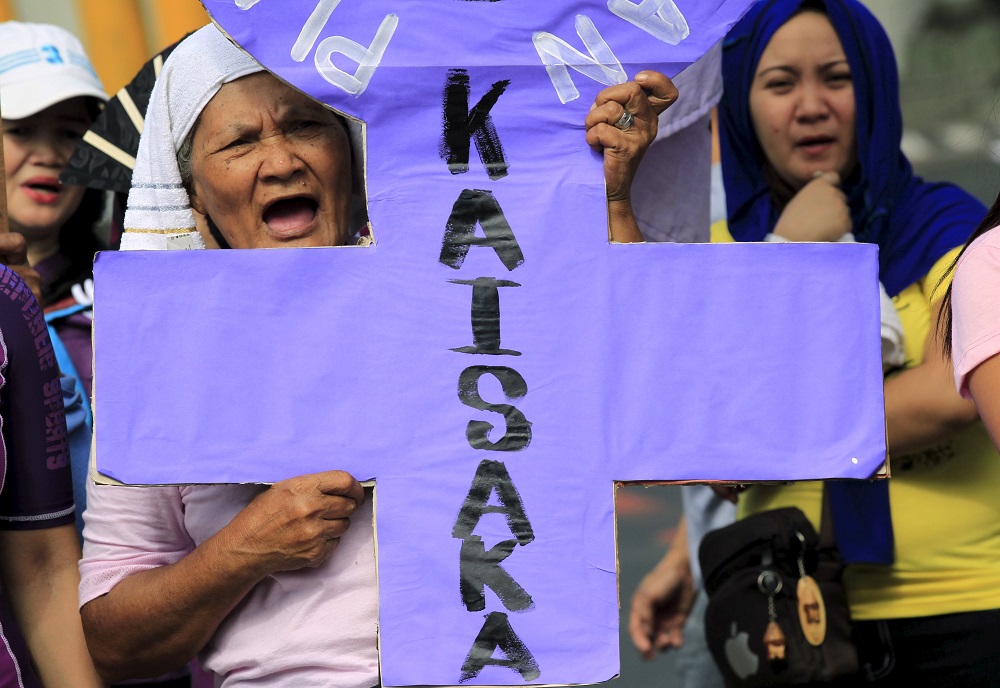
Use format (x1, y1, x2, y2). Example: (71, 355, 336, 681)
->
(0, 21, 106, 120)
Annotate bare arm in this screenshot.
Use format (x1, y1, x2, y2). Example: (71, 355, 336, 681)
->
(628, 515, 695, 659)
(884, 299, 979, 454)
(608, 198, 645, 243)
(0, 524, 104, 688)
(82, 470, 363, 683)
(586, 71, 679, 244)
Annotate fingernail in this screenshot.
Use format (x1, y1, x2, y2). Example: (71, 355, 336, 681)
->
(634, 72, 648, 83)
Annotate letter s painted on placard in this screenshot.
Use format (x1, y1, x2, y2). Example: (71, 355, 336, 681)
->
(458, 366, 532, 452)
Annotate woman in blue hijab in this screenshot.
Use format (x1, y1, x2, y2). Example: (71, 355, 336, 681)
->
(716, 0, 1000, 685)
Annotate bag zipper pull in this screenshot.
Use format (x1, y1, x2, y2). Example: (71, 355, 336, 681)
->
(757, 570, 786, 661)
(795, 531, 828, 647)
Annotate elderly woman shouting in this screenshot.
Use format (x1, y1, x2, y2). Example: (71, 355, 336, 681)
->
(79, 24, 675, 685)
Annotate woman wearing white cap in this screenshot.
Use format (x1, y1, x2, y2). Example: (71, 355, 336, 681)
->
(0, 21, 106, 286)
(1, 20, 106, 347)
(0, 20, 105, 688)
(1, 20, 109, 535)
(78, 23, 674, 686)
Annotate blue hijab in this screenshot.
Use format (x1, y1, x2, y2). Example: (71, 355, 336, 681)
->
(721, 0, 988, 565)
(720, 0, 985, 298)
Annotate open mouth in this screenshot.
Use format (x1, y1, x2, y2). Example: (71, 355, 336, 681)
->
(262, 197, 319, 236)
(28, 181, 61, 193)
(797, 136, 835, 151)
(22, 177, 63, 203)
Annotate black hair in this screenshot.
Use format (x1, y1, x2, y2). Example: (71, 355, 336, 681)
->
(42, 186, 107, 306)
(206, 215, 231, 249)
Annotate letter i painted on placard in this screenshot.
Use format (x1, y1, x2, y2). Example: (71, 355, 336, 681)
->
(449, 277, 522, 356)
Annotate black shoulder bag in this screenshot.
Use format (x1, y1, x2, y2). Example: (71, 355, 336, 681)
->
(698, 498, 858, 686)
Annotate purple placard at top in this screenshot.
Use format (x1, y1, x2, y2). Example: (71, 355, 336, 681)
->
(94, 1, 887, 686)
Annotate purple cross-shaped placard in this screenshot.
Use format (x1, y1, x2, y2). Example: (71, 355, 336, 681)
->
(93, 1, 887, 685)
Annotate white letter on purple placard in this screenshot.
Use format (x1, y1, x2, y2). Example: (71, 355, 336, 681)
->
(532, 15, 626, 104)
(291, 0, 342, 62)
(607, 0, 689, 45)
(314, 14, 399, 96)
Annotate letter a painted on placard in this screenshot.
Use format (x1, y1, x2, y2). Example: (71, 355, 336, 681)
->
(460, 539, 534, 612)
(532, 14, 626, 104)
(439, 189, 525, 271)
(460, 612, 541, 683)
(440, 69, 511, 180)
(607, 0, 690, 45)
(458, 367, 532, 451)
(453, 460, 534, 544)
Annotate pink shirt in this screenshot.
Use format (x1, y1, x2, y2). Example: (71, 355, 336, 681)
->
(79, 482, 379, 687)
(952, 227, 1000, 397)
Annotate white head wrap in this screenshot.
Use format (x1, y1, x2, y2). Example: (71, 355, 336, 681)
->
(121, 24, 264, 250)
(122, 23, 367, 251)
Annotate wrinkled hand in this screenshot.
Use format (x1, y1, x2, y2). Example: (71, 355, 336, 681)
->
(629, 548, 696, 659)
(586, 71, 678, 203)
(0, 233, 41, 303)
(222, 470, 365, 576)
(772, 172, 851, 242)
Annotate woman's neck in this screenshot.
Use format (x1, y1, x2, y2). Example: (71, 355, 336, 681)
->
(25, 234, 61, 268)
(763, 164, 797, 212)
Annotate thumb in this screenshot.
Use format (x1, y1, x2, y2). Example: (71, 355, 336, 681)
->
(634, 71, 678, 116)
(0, 233, 29, 266)
(813, 170, 841, 187)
